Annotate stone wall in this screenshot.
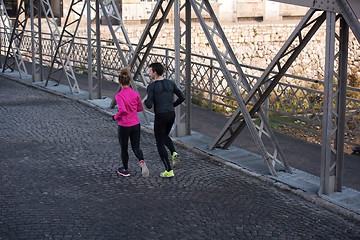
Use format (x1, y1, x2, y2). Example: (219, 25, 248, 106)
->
(73, 20, 360, 83)
(118, 22, 360, 82)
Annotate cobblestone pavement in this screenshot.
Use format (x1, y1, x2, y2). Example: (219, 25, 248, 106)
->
(1, 77, 360, 239)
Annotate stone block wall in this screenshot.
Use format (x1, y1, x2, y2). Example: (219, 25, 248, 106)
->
(115, 22, 359, 82)
(72, 19, 359, 83)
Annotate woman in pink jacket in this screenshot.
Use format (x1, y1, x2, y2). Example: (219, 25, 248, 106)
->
(113, 67, 149, 178)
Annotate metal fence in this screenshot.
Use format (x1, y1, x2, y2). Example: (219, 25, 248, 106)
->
(2, 29, 360, 147)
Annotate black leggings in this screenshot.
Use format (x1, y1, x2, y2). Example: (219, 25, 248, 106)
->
(118, 124, 144, 169)
(154, 111, 176, 171)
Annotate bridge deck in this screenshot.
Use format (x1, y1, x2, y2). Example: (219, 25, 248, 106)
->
(1, 59, 359, 218)
(2, 70, 360, 238)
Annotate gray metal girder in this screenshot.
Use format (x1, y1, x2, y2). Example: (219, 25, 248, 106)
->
(99, 0, 150, 124)
(41, 0, 80, 93)
(46, 0, 86, 89)
(190, 0, 291, 176)
(0, 0, 28, 77)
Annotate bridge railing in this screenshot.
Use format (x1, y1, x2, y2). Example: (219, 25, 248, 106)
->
(1, 28, 359, 148)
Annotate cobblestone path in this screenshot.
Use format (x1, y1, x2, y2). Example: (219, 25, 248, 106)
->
(1, 77, 359, 239)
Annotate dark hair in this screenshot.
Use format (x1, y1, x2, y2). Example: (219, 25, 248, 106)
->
(149, 62, 164, 76)
(119, 67, 131, 86)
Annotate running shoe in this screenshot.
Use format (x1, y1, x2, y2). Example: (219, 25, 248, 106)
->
(160, 170, 174, 178)
(139, 160, 149, 178)
(117, 168, 130, 177)
(172, 152, 180, 168)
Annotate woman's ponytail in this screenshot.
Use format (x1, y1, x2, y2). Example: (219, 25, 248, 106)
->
(119, 67, 131, 86)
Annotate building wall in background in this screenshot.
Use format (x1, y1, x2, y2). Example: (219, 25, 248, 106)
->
(120, 0, 308, 24)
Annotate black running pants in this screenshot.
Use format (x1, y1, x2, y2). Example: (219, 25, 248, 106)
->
(117, 124, 144, 169)
(154, 111, 176, 171)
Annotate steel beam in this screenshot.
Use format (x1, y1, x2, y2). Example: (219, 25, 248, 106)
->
(3, 0, 29, 75)
(336, 0, 360, 43)
(86, 0, 102, 99)
(99, 0, 150, 124)
(86, 0, 102, 100)
(129, 0, 175, 84)
(216, 10, 325, 155)
(270, 0, 360, 42)
(173, 0, 191, 137)
(41, 0, 80, 93)
(185, 0, 192, 136)
(221, 10, 325, 149)
(30, 0, 43, 82)
(46, 0, 86, 90)
(190, 0, 291, 176)
(108, 0, 174, 124)
(319, 12, 337, 195)
(270, 0, 360, 19)
(319, 14, 349, 194)
(334, 17, 348, 192)
(0, 0, 28, 77)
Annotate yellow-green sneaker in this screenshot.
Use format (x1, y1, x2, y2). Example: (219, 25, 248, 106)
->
(172, 152, 180, 168)
(160, 170, 174, 178)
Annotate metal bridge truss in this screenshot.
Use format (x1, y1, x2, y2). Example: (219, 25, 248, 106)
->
(112, 0, 191, 131)
(190, 0, 291, 176)
(108, 0, 175, 123)
(334, 0, 360, 43)
(210, 9, 326, 171)
(319, 13, 350, 195)
(45, 0, 86, 92)
(208, 0, 359, 192)
(30, 0, 43, 82)
(86, 0, 101, 100)
(273, 0, 360, 194)
(99, 0, 150, 124)
(313, 0, 360, 196)
(263, 0, 360, 194)
(127, 0, 174, 90)
(173, 0, 191, 137)
(39, 0, 80, 93)
(0, 0, 28, 77)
